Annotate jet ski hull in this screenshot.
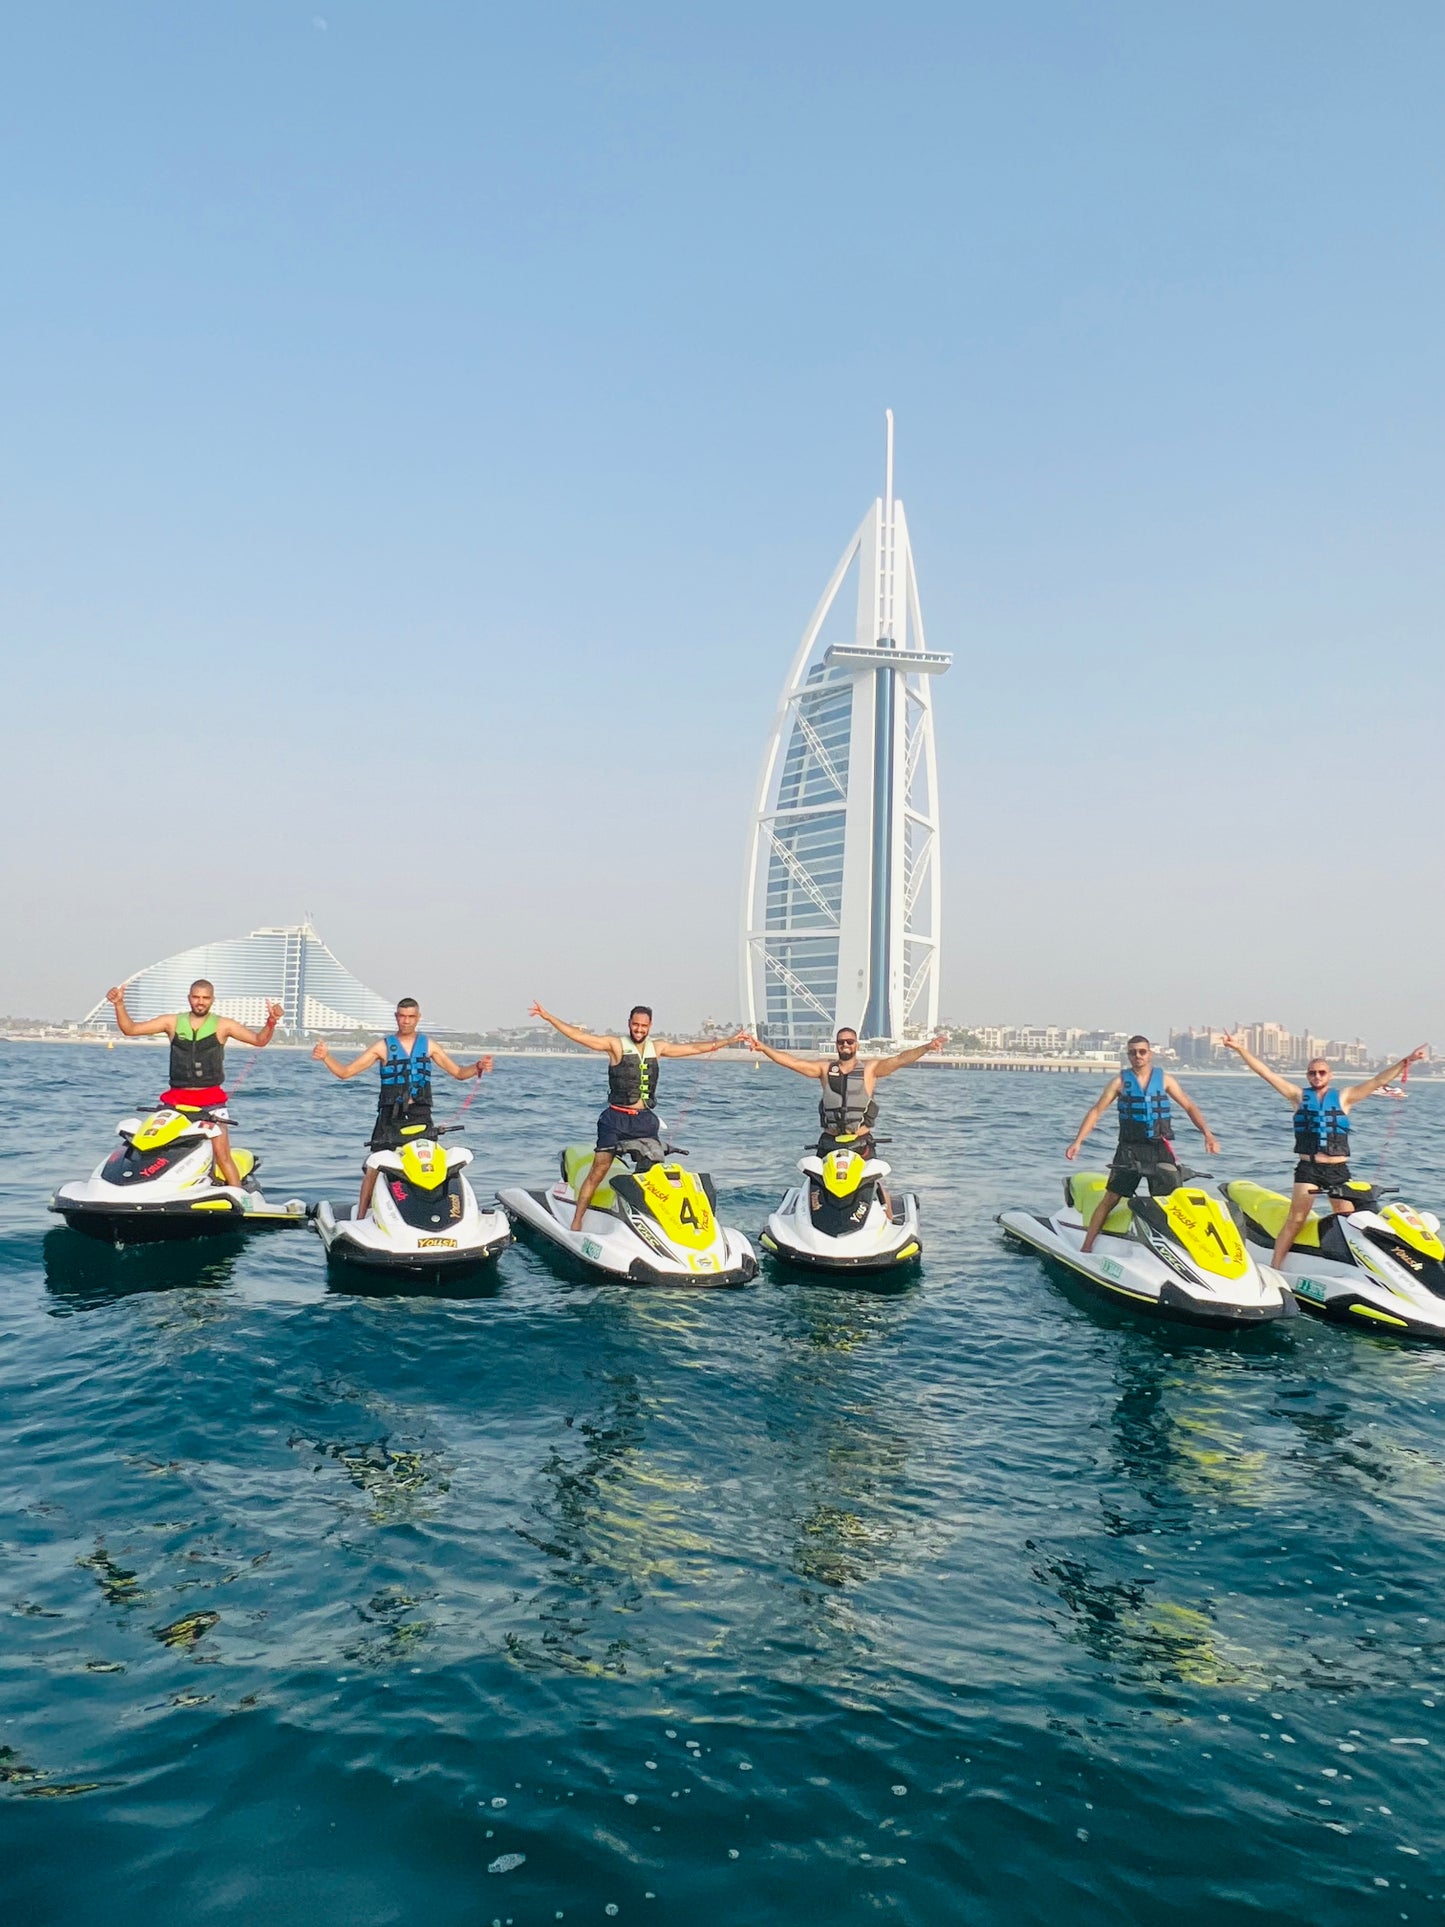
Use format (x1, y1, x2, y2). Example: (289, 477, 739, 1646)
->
(313, 1197, 511, 1275)
(998, 1207, 1295, 1330)
(49, 1185, 306, 1244)
(760, 1187, 922, 1275)
(499, 1184, 757, 1288)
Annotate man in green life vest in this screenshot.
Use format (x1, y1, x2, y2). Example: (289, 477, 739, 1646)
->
(529, 1001, 744, 1230)
(104, 978, 282, 1188)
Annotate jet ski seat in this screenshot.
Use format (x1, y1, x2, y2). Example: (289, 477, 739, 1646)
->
(562, 1145, 628, 1211)
(1225, 1180, 1321, 1250)
(214, 1146, 257, 1185)
(1065, 1172, 1133, 1237)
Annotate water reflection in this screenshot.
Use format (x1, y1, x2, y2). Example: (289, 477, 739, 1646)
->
(42, 1226, 241, 1312)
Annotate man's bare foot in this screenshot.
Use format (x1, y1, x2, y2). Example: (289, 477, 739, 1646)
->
(570, 1212, 587, 1233)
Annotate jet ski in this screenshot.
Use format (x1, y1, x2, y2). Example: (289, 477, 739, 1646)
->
(313, 1132, 511, 1277)
(499, 1145, 757, 1287)
(759, 1139, 921, 1274)
(998, 1171, 1295, 1329)
(1226, 1179, 1445, 1339)
(50, 1108, 307, 1244)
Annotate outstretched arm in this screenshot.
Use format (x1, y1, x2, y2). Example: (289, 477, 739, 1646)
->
(529, 1001, 617, 1056)
(658, 1029, 746, 1059)
(218, 1001, 283, 1049)
(105, 987, 173, 1039)
(1343, 1045, 1429, 1111)
(741, 1035, 827, 1078)
(872, 1035, 946, 1079)
(311, 1038, 386, 1081)
(1065, 1077, 1121, 1160)
(1220, 1031, 1300, 1104)
(1165, 1077, 1221, 1156)
(432, 1046, 493, 1082)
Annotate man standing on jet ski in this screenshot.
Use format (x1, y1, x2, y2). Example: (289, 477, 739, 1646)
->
(740, 1026, 945, 1210)
(1066, 1036, 1220, 1252)
(528, 1001, 743, 1231)
(104, 979, 282, 1190)
(1220, 1031, 1428, 1266)
(311, 998, 492, 1218)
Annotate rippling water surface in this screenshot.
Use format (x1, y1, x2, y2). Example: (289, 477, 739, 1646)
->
(6, 1045, 1445, 1924)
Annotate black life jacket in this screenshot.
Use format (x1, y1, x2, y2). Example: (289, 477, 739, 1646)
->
(169, 1012, 224, 1090)
(819, 1062, 877, 1135)
(608, 1040, 660, 1111)
(1117, 1065, 1172, 1145)
(378, 1034, 433, 1124)
(1294, 1085, 1350, 1156)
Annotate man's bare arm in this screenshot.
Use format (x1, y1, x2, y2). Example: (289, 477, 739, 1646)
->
(741, 1035, 827, 1079)
(658, 1030, 746, 1060)
(872, 1035, 946, 1079)
(433, 1046, 493, 1082)
(312, 1039, 386, 1081)
(105, 987, 173, 1039)
(1165, 1077, 1221, 1154)
(1342, 1045, 1429, 1111)
(1220, 1031, 1300, 1104)
(217, 1001, 283, 1049)
(529, 1001, 617, 1057)
(1065, 1077, 1121, 1159)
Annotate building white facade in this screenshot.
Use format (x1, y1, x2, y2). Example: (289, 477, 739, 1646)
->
(740, 416, 950, 1048)
(83, 922, 394, 1034)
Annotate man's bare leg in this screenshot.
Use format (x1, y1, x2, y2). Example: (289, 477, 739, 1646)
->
(210, 1126, 241, 1189)
(1272, 1183, 1318, 1268)
(571, 1152, 616, 1232)
(1081, 1189, 1124, 1254)
(358, 1164, 380, 1220)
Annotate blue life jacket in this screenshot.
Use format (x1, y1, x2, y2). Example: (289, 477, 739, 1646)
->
(378, 1034, 433, 1121)
(1117, 1065, 1172, 1145)
(1293, 1085, 1350, 1157)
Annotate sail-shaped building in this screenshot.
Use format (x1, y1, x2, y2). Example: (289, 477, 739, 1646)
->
(740, 416, 950, 1048)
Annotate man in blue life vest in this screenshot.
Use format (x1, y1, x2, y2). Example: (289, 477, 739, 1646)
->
(741, 1026, 945, 1211)
(1066, 1035, 1220, 1252)
(312, 998, 492, 1217)
(105, 978, 281, 1190)
(1220, 1031, 1428, 1265)
(529, 1001, 744, 1230)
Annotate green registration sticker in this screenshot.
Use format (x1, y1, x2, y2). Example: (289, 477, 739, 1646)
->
(1098, 1258, 1123, 1282)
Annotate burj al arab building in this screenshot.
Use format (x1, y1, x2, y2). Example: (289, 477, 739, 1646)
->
(740, 415, 950, 1048)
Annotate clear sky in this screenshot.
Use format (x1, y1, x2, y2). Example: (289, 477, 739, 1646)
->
(3, 2, 1441, 1047)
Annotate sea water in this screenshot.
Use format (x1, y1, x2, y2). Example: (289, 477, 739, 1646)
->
(4, 1045, 1445, 1925)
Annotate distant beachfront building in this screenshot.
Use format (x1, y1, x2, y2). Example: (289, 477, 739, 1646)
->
(740, 415, 951, 1048)
(83, 921, 393, 1034)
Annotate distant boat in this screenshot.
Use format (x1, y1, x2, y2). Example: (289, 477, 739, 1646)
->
(1381, 1083, 1407, 1100)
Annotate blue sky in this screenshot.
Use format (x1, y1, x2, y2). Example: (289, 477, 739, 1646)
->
(3, 2, 1441, 1046)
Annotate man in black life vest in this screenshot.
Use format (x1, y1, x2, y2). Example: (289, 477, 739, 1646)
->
(104, 978, 281, 1189)
(1221, 1031, 1427, 1266)
(529, 1001, 744, 1231)
(740, 1026, 945, 1213)
(312, 998, 491, 1217)
(1066, 1035, 1220, 1253)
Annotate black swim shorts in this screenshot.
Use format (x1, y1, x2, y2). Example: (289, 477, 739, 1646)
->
(1294, 1157, 1352, 1196)
(1106, 1142, 1182, 1199)
(595, 1105, 662, 1154)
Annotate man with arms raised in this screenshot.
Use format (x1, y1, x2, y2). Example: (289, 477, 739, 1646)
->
(105, 978, 281, 1189)
(312, 998, 491, 1218)
(1221, 1031, 1427, 1265)
(1066, 1035, 1220, 1253)
(529, 1001, 741, 1231)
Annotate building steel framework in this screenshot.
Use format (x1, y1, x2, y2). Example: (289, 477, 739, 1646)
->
(740, 415, 950, 1048)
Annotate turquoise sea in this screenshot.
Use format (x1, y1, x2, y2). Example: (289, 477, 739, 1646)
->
(5, 1045, 1445, 1925)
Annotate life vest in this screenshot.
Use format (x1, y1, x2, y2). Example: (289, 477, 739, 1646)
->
(819, 1063, 878, 1135)
(378, 1034, 433, 1124)
(170, 1012, 224, 1092)
(1294, 1085, 1350, 1157)
(1117, 1065, 1171, 1145)
(608, 1039, 660, 1112)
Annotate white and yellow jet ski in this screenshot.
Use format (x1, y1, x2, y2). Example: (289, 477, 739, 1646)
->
(499, 1146, 757, 1287)
(50, 1109, 307, 1244)
(998, 1171, 1295, 1329)
(1226, 1180, 1445, 1340)
(760, 1142, 921, 1274)
(313, 1134, 511, 1277)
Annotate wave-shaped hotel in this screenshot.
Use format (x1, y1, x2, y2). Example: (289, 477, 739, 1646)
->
(740, 415, 950, 1049)
(84, 921, 393, 1034)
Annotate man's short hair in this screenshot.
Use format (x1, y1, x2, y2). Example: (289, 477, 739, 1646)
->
(836, 1027, 858, 1040)
(190, 979, 214, 995)
(396, 997, 420, 1012)
(629, 1005, 653, 1022)
(1127, 1034, 1150, 1049)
